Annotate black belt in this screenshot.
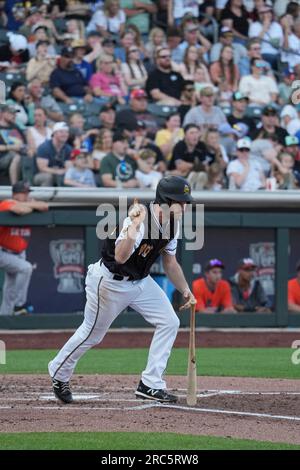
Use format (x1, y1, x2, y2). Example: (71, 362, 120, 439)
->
(100, 259, 133, 281)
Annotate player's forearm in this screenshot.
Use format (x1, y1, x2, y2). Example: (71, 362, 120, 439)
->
(163, 258, 189, 294)
(288, 303, 300, 313)
(115, 222, 140, 264)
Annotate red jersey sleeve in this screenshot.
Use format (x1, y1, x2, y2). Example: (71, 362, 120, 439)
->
(0, 200, 17, 212)
(288, 280, 297, 304)
(192, 279, 206, 311)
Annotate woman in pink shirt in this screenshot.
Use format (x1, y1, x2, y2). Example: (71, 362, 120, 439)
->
(89, 54, 128, 104)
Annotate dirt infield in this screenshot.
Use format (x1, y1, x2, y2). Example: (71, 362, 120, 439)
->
(1, 374, 300, 445)
(2, 330, 299, 350)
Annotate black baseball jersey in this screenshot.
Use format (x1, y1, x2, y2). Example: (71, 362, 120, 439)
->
(101, 203, 179, 280)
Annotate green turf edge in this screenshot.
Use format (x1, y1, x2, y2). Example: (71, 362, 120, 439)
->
(1, 348, 300, 379)
(0, 432, 299, 450)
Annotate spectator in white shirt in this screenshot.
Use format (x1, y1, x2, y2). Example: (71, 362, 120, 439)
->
(87, 0, 126, 39)
(249, 5, 283, 70)
(281, 18, 300, 69)
(239, 58, 278, 106)
(227, 138, 266, 191)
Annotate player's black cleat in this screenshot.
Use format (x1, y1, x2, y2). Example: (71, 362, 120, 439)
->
(52, 379, 73, 404)
(135, 380, 178, 403)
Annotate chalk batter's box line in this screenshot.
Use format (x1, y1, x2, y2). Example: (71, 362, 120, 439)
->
(0, 403, 300, 422)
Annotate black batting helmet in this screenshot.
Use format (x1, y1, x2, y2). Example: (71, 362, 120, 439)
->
(155, 176, 194, 205)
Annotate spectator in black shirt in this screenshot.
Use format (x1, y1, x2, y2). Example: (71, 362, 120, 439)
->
(229, 258, 271, 313)
(227, 91, 256, 136)
(250, 104, 289, 146)
(221, 0, 249, 43)
(169, 124, 206, 177)
(49, 47, 93, 104)
(146, 47, 184, 106)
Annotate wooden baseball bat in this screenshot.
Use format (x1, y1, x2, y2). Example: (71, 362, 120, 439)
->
(186, 302, 197, 406)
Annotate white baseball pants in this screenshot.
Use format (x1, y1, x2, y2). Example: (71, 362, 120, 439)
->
(49, 261, 180, 389)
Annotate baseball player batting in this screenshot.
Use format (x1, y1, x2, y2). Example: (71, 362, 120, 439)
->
(48, 176, 196, 404)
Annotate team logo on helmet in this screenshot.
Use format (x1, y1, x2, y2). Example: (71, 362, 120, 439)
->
(184, 184, 190, 194)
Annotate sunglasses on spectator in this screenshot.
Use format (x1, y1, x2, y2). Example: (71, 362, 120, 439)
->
(129, 49, 139, 53)
(242, 267, 256, 272)
(238, 148, 250, 152)
(158, 54, 171, 59)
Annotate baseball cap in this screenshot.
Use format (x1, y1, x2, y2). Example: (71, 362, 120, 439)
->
(112, 130, 127, 143)
(280, 105, 297, 120)
(262, 104, 278, 115)
(70, 148, 88, 160)
(32, 24, 48, 34)
(238, 258, 257, 269)
(0, 104, 20, 113)
(237, 137, 251, 150)
(200, 86, 215, 97)
(7, 32, 28, 51)
(100, 102, 116, 113)
(12, 181, 30, 194)
(205, 259, 225, 271)
(233, 91, 249, 101)
(87, 30, 102, 38)
(71, 39, 87, 49)
(285, 135, 299, 146)
(218, 122, 240, 137)
(220, 26, 233, 35)
(130, 89, 147, 100)
(60, 46, 74, 58)
(102, 38, 117, 47)
(52, 122, 69, 134)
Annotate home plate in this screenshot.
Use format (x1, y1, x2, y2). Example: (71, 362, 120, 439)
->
(40, 394, 104, 401)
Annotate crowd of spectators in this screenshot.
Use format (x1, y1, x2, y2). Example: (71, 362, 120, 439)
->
(0, 0, 300, 191)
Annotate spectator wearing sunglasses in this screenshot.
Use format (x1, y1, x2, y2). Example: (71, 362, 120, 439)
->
(229, 258, 271, 313)
(145, 47, 184, 106)
(192, 259, 234, 313)
(227, 138, 266, 191)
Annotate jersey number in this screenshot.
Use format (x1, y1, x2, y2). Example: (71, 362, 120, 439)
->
(138, 243, 153, 258)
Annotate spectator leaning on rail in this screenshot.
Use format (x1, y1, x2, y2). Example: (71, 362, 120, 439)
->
(192, 259, 235, 314)
(229, 258, 271, 313)
(34, 122, 72, 187)
(0, 181, 48, 316)
(288, 260, 300, 313)
(64, 148, 96, 188)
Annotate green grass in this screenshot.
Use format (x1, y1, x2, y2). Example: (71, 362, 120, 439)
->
(0, 348, 299, 379)
(0, 432, 299, 450)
